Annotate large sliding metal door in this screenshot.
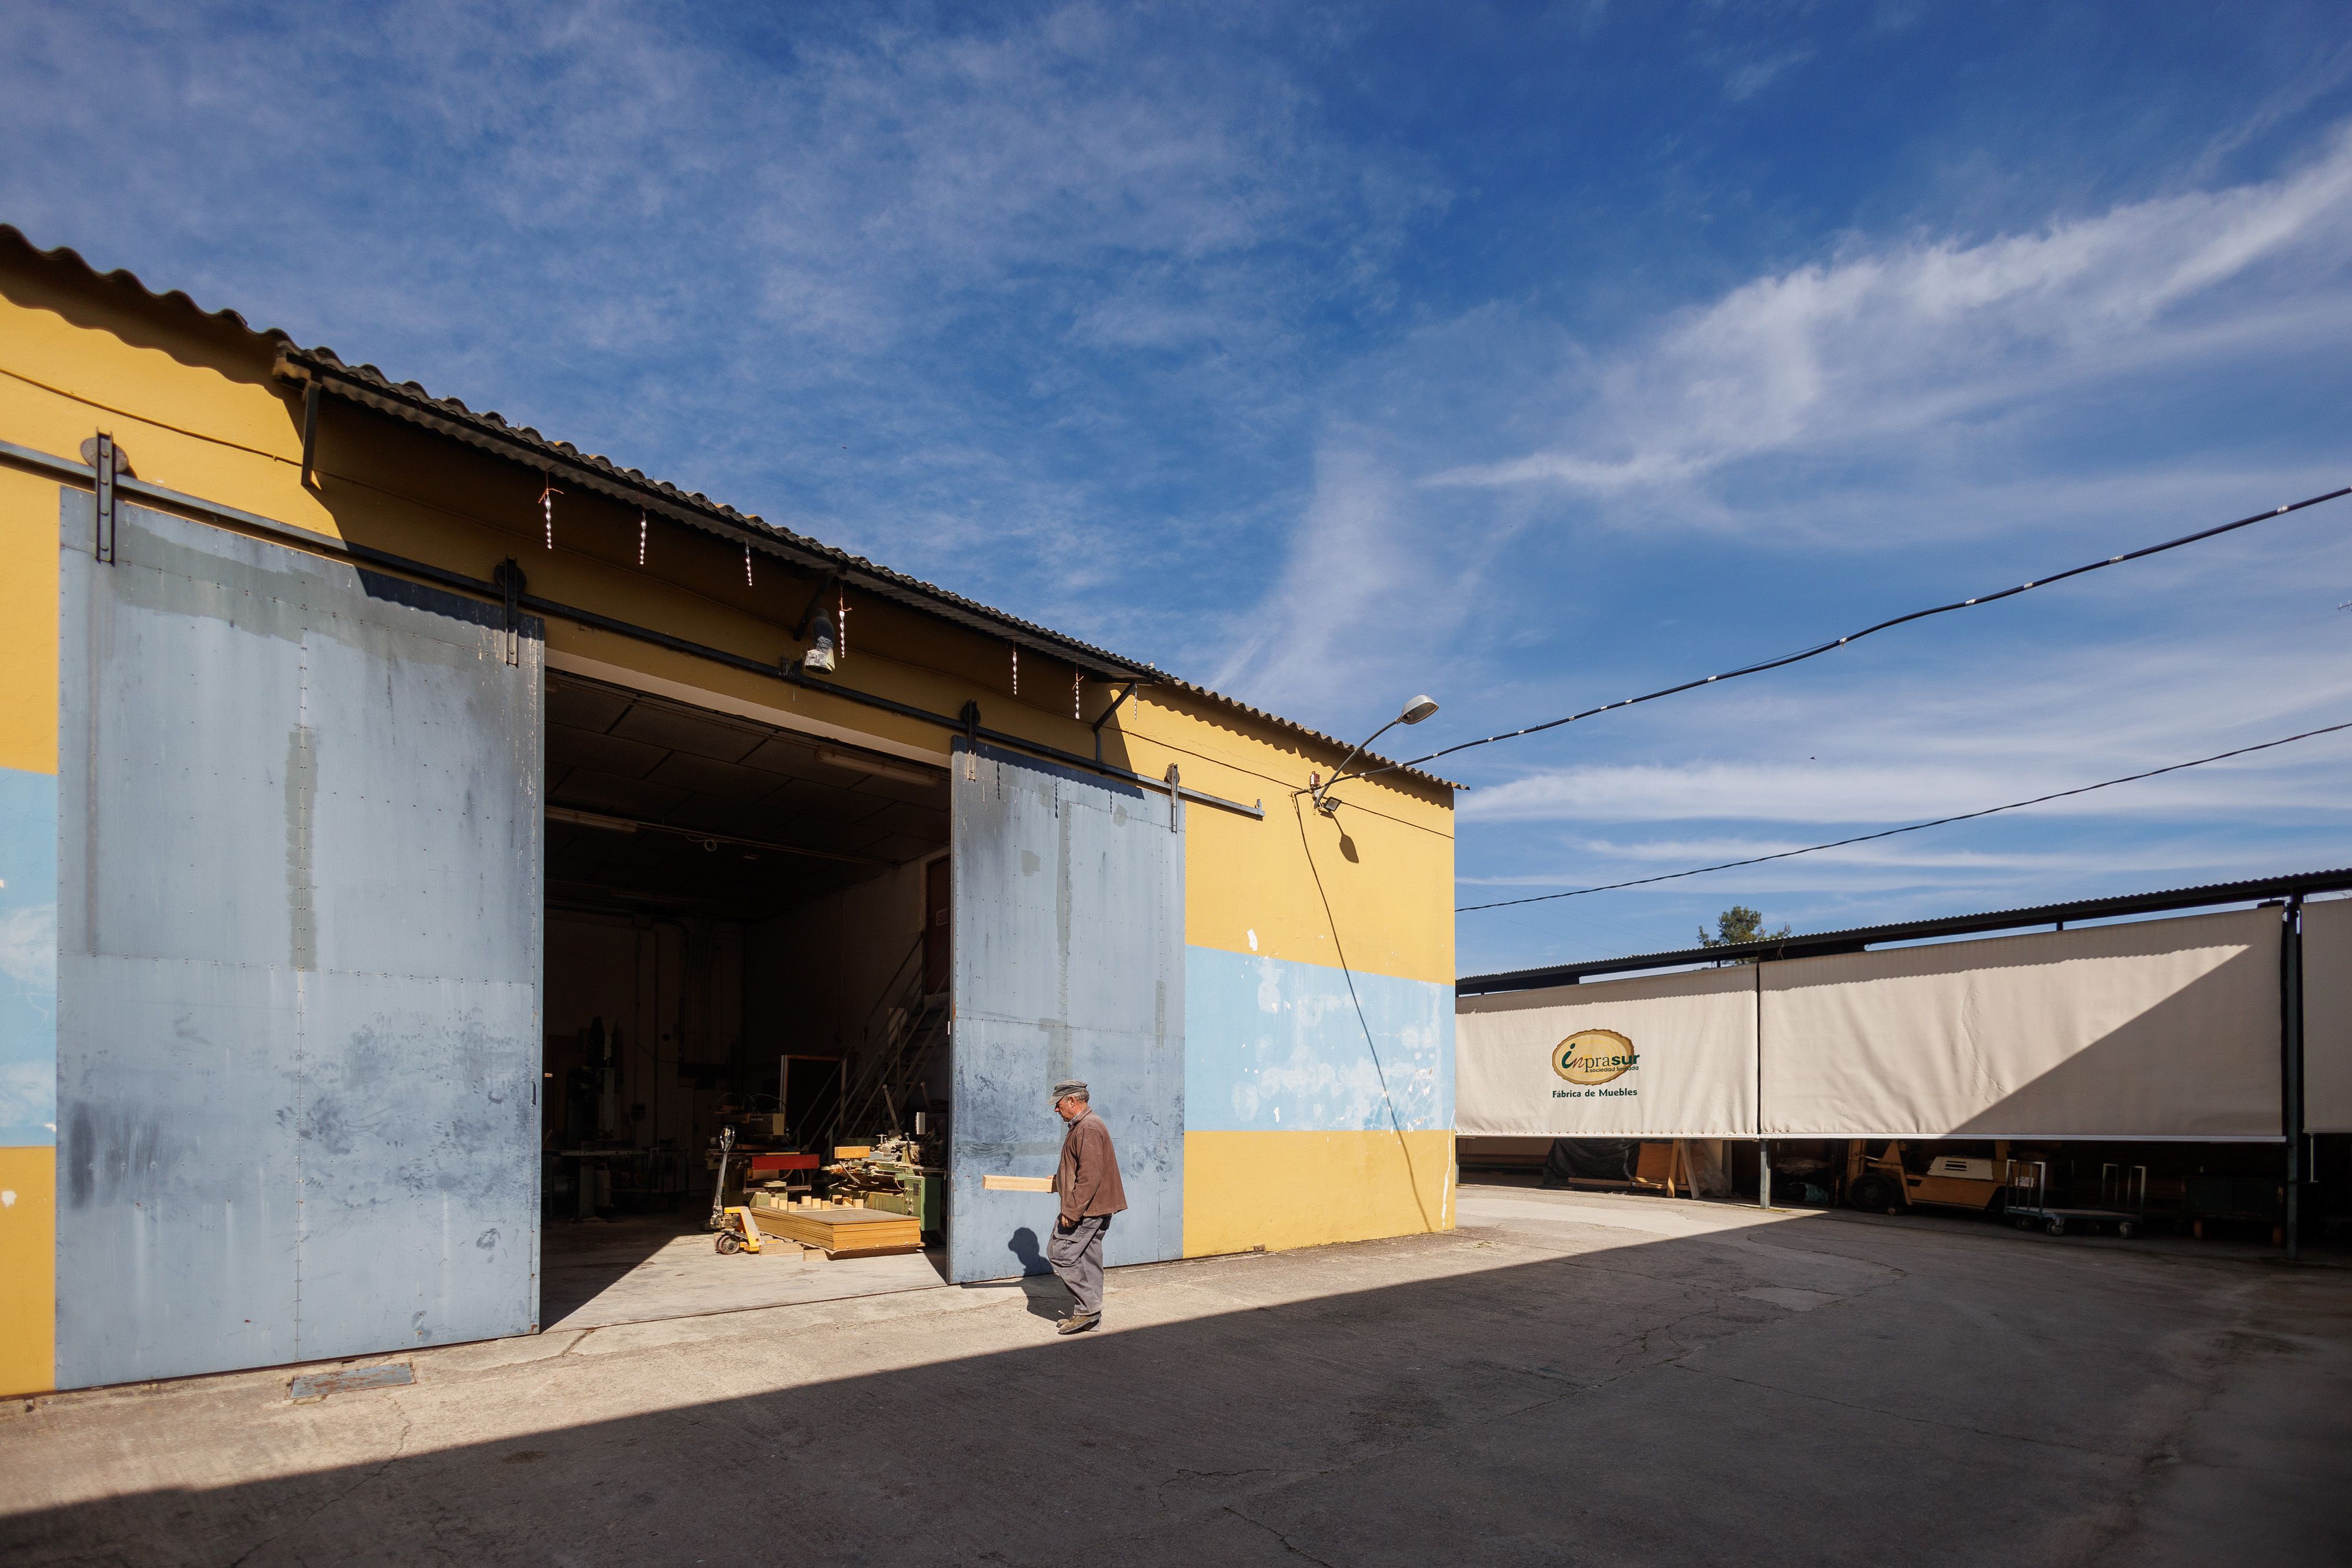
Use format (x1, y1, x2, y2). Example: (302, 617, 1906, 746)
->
(948, 742, 1183, 1283)
(55, 496, 543, 1387)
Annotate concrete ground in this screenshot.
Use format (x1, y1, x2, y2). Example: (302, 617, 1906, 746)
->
(4, 1184, 2346, 1566)
(540, 1212, 949, 1330)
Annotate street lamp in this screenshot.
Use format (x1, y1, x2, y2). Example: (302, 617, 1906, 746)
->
(1313, 694, 1439, 815)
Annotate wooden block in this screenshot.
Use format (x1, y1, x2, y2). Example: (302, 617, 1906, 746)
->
(1634, 1142, 1675, 1185)
(983, 1174, 1054, 1192)
(834, 1146, 872, 1160)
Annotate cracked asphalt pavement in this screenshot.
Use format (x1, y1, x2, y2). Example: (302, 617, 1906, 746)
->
(3, 1185, 2346, 1566)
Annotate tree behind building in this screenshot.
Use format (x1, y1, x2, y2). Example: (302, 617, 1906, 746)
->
(1699, 905, 1790, 960)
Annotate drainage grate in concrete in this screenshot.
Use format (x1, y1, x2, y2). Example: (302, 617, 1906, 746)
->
(289, 1363, 415, 1401)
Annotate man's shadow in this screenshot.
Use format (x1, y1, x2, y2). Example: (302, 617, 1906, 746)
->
(1007, 1226, 1067, 1321)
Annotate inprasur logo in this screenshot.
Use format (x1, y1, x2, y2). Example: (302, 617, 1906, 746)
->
(1553, 1028, 1638, 1085)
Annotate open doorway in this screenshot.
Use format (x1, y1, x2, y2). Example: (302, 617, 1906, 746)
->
(538, 670, 953, 1330)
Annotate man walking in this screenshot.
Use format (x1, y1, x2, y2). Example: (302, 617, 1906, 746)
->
(1047, 1079, 1125, 1336)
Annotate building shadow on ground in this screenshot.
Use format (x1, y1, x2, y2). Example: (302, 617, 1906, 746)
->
(5, 1202, 2338, 1567)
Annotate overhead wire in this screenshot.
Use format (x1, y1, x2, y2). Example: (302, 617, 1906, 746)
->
(1328, 485, 2350, 792)
(1456, 718, 2352, 912)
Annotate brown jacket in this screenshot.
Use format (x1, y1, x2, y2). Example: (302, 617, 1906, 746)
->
(1053, 1108, 1128, 1224)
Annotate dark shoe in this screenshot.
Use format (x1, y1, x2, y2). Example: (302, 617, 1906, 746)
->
(1055, 1311, 1100, 1336)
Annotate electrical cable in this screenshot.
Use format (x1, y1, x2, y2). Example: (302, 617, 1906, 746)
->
(1292, 796, 1436, 1232)
(1456, 718, 2352, 912)
(1329, 485, 2350, 792)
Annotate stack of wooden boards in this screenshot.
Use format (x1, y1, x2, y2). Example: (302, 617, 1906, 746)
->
(750, 1196, 923, 1259)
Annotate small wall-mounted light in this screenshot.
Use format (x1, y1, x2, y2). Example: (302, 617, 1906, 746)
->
(803, 609, 838, 673)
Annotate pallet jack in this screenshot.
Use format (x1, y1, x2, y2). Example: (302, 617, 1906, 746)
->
(707, 1125, 767, 1255)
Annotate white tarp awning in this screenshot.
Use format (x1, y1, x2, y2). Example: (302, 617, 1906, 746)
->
(2304, 898, 2352, 1133)
(1457, 965, 1758, 1138)
(1758, 908, 2280, 1140)
(1458, 905, 2297, 1143)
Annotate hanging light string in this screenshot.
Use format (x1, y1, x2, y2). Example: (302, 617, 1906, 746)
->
(743, 543, 755, 587)
(637, 512, 647, 567)
(838, 583, 848, 661)
(539, 479, 563, 549)
(1331, 485, 2351, 792)
(1011, 646, 1020, 695)
(1073, 668, 1082, 721)
(1456, 718, 2352, 912)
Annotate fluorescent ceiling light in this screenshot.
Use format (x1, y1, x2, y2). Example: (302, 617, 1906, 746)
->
(814, 746, 944, 787)
(548, 806, 637, 833)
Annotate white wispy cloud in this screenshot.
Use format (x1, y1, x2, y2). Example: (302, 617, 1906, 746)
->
(1485, 839, 2154, 872)
(1210, 121, 2352, 737)
(1426, 126, 2352, 503)
(1461, 627, 2352, 824)
(1721, 46, 1815, 102)
(0, 1, 1437, 632)
(1210, 446, 1415, 704)
(1466, 835, 2351, 900)
(5, 3, 2345, 968)
(1462, 740, 2352, 825)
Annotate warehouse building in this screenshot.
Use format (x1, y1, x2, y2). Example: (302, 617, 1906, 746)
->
(0, 230, 1456, 1397)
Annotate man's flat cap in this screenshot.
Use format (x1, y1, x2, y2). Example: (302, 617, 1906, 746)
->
(1051, 1079, 1089, 1104)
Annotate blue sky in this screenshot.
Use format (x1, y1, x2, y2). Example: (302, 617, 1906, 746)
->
(5, 2, 2349, 975)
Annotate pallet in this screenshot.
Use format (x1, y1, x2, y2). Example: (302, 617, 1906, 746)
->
(757, 1202, 924, 1258)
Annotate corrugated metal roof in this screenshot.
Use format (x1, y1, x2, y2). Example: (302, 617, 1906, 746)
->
(2, 224, 1459, 792)
(0, 226, 292, 348)
(1457, 866, 2352, 993)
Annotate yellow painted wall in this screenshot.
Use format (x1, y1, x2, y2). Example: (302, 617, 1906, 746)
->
(0, 450, 59, 1396)
(0, 466, 58, 775)
(0, 1149, 56, 1395)
(1188, 774, 1452, 983)
(1183, 1131, 1455, 1256)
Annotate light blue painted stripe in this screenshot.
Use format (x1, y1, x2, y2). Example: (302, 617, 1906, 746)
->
(1184, 945, 1453, 1134)
(0, 765, 58, 1146)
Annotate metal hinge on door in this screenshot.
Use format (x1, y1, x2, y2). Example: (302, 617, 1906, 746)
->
(87, 432, 119, 564)
(493, 559, 526, 666)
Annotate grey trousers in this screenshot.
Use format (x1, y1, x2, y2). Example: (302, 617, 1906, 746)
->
(1047, 1213, 1111, 1315)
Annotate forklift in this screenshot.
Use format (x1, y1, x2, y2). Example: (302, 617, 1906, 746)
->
(1842, 1139, 2011, 1216)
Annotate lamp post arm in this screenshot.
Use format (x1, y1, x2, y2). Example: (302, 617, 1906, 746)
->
(1315, 716, 1401, 807)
